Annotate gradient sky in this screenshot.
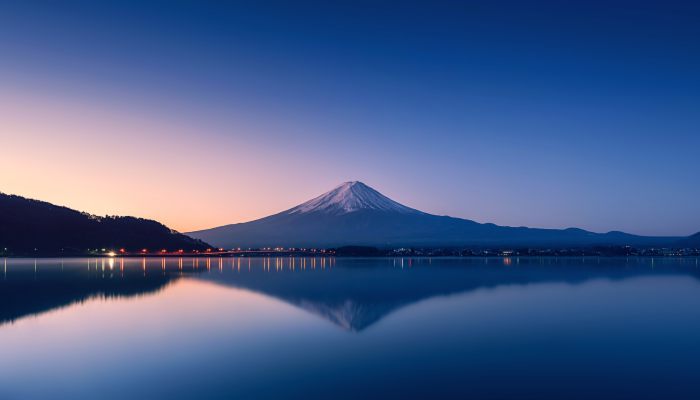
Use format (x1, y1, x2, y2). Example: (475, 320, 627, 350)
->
(1, 0, 699, 236)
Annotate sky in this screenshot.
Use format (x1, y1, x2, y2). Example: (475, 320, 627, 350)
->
(1, 0, 699, 236)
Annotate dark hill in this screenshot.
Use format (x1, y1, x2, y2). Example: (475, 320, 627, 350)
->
(677, 232, 700, 247)
(0, 192, 210, 255)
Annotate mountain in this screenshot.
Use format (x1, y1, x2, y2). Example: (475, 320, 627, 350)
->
(0, 192, 210, 255)
(188, 181, 680, 249)
(286, 181, 421, 215)
(677, 232, 700, 247)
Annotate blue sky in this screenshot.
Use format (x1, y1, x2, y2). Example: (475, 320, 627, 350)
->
(1, 0, 698, 235)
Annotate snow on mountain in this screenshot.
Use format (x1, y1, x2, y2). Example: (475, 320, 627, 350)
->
(286, 181, 422, 215)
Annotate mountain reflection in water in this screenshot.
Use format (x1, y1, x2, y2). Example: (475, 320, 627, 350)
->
(3, 256, 700, 400)
(2, 256, 699, 331)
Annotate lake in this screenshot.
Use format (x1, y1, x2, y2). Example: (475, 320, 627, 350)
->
(1, 256, 699, 399)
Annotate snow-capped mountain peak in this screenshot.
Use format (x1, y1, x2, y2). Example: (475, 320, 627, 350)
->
(286, 181, 421, 215)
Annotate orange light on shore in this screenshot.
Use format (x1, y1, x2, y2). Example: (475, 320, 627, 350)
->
(161, 249, 167, 253)
(119, 248, 126, 253)
(141, 249, 148, 253)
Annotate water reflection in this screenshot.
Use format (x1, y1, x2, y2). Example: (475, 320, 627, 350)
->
(2, 257, 699, 331)
(0, 258, 178, 325)
(198, 256, 700, 331)
(2, 257, 700, 399)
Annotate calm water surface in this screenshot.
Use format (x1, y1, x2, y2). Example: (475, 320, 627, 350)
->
(1, 257, 699, 399)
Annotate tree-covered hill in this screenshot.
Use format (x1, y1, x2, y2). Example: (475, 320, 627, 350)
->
(0, 192, 210, 255)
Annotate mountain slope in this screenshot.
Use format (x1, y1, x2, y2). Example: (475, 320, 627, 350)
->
(0, 192, 210, 255)
(677, 232, 700, 247)
(188, 181, 680, 248)
(287, 181, 422, 215)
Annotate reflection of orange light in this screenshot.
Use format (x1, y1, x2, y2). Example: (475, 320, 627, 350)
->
(503, 257, 512, 266)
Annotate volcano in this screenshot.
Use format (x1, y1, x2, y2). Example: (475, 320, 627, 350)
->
(188, 181, 679, 249)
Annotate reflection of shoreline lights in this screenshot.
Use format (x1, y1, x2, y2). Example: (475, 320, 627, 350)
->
(88, 256, 337, 274)
(94, 249, 338, 257)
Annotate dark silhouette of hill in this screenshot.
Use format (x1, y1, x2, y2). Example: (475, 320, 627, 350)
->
(677, 232, 700, 247)
(189, 181, 682, 249)
(0, 192, 210, 255)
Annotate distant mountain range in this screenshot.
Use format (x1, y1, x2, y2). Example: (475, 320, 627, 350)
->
(189, 181, 690, 249)
(0, 192, 210, 255)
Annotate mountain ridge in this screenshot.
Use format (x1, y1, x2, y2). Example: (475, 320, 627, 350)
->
(677, 232, 700, 247)
(188, 181, 684, 249)
(0, 192, 211, 255)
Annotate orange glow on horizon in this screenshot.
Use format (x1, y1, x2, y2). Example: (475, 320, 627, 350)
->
(0, 87, 352, 233)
